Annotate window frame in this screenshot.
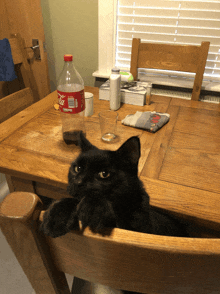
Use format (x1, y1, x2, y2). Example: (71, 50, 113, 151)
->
(93, 0, 220, 92)
(93, 0, 117, 78)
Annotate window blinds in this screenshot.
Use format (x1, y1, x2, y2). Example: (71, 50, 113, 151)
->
(115, 0, 220, 86)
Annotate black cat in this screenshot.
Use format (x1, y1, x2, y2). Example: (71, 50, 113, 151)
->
(41, 132, 188, 238)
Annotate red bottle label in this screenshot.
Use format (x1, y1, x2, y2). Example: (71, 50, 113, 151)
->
(57, 89, 85, 114)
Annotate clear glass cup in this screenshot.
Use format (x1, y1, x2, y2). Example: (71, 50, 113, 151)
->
(98, 110, 118, 142)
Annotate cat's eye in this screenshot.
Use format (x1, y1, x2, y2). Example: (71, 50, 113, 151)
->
(74, 165, 82, 173)
(98, 171, 110, 179)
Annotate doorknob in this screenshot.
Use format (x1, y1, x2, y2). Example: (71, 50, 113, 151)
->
(26, 39, 41, 60)
(31, 39, 41, 60)
(31, 45, 39, 50)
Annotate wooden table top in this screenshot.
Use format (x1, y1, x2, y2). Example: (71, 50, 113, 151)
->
(1, 86, 220, 229)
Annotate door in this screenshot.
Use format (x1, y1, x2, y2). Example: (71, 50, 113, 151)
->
(0, 0, 51, 101)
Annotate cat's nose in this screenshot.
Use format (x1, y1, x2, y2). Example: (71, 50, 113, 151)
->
(75, 177, 83, 185)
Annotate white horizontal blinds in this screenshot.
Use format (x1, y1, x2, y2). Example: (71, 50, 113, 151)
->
(115, 0, 220, 83)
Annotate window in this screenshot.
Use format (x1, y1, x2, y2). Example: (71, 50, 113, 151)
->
(94, 0, 220, 92)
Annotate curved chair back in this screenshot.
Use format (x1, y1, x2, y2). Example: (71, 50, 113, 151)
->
(0, 192, 220, 294)
(0, 34, 35, 123)
(130, 38, 210, 101)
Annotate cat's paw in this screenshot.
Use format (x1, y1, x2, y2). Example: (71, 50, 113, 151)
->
(77, 198, 116, 234)
(40, 198, 79, 238)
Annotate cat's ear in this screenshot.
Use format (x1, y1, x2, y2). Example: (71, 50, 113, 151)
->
(116, 136, 140, 166)
(78, 131, 98, 152)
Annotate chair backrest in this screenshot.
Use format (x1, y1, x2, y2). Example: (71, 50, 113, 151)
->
(1, 192, 220, 294)
(9, 35, 32, 89)
(130, 38, 210, 101)
(0, 34, 35, 123)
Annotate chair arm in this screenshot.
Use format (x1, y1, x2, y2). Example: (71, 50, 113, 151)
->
(0, 192, 70, 294)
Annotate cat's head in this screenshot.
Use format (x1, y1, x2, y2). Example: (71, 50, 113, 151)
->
(67, 132, 141, 201)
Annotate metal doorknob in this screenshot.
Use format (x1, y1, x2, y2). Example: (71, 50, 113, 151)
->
(26, 39, 41, 60)
(30, 45, 40, 51)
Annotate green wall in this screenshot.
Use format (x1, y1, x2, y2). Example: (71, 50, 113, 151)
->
(41, 0, 98, 91)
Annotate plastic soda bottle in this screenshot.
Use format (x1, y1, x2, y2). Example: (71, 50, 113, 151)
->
(57, 54, 85, 145)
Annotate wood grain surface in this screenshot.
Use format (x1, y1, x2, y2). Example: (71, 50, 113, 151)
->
(0, 87, 170, 185)
(0, 88, 34, 123)
(141, 177, 220, 231)
(0, 86, 220, 232)
(159, 107, 220, 193)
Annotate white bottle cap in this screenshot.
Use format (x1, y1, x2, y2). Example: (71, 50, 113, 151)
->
(111, 68, 120, 74)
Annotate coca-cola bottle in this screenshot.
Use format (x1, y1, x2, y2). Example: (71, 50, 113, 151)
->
(57, 54, 85, 145)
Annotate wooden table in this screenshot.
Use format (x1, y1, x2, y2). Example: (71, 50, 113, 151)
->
(1, 86, 220, 235)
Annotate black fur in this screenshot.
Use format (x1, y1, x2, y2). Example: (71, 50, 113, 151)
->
(41, 132, 188, 238)
(40, 132, 189, 294)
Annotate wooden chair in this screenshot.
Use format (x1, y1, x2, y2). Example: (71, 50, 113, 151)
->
(0, 34, 35, 123)
(130, 38, 210, 101)
(1, 192, 220, 294)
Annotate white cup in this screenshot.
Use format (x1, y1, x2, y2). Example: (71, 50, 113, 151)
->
(84, 92, 94, 117)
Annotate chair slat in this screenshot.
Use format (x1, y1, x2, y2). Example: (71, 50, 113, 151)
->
(0, 87, 34, 123)
(138, 43, 200, 73)
(8, 38, 23, 64)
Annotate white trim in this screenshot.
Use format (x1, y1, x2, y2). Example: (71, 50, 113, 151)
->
(93, 70, 111, 79)
(98, 0, 117, 76)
